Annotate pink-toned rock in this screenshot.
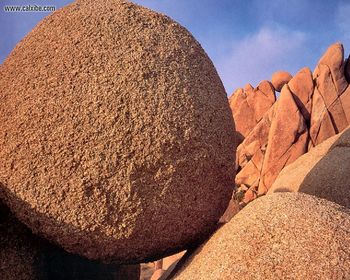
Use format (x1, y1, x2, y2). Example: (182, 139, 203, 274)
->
(314, 42, 348, 94)
(236, 104, 277, 170)
(235, 104, 277, 200)
(269, 127, 350, 208)
(219, 199, 240, 223)
(309, 43, 350, 148)
(162, 252, 186, 271)
(242, 188, 258, 204)
(271, 70, 293, 92)
(229, 81, 276, 143)
(258, 85, 308, 194)
(288, 67, 314, 121)
(154, 260, 163, 270)
(151, 269, 165, 280)
(248, 81, 276, 122)
(229, 88, 255, 144)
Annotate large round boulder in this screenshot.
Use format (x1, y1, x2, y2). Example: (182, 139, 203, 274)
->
(0, 202, 140, 280)
(173, 193, 350, 279)
(0, 0, 235, 263)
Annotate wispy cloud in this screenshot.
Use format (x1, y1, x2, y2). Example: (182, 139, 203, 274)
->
(216, 25, 308, 94)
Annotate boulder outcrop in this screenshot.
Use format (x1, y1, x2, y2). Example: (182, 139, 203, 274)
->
(173, 193, 350, 280)
(0, 0, 235, 263)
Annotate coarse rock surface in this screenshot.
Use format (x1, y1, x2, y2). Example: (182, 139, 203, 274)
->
(269, 127, 350, 208)
(229, 81, 275, 144)
(173, 193, 350, 280)
(309, 42, 350, 148)
(0, 202, 140, 280)
(271, 70, 293, 92)
(0, 0, 235, 263)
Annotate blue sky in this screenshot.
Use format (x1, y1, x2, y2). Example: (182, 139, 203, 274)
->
(1, 0, 349, 94)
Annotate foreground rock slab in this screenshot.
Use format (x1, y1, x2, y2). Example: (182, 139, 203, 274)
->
(0, 0, 235, 263)
(173, 193, 350, 280)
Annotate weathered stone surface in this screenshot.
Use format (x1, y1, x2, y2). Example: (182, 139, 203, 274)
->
(314, 42, 348, 94)
(269, 127, 350, 208)
(0, 0, 235, 263)
(162, 252, 186, 271)
(236, 104, 277, 170)
(229, 88, 255, 144)
(288, 67, 314, 122)
(258, 85, 308, 194)
(0, 203, 140, 280)
(271, 70, 293, 92)
(173, 193, 350, 280)
(309, 43, 349, 148)
(235, 104, 277, 203)
(219, 199, 240, 223)
(248, 81, 276, 122)
(229, 81, 275, 143)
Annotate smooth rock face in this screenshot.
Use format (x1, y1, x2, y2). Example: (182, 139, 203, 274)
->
(229, 81, 275, 144)
(288, 67, 314, 122)
(173, 193, 350, 280)
(271, 70, 293, 92)
(0, 0, 235, 263)
(269, 127, 350, 208)
(258, 84, 308, 194)
(0, 203, 140, 280)
(309, 42, 350, 148)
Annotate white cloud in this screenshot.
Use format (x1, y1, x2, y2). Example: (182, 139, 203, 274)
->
(216, 26, 308, 94)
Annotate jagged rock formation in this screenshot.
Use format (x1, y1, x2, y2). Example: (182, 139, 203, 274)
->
(257, 82, 309, 194)
(231, 42, 350, 203)
(235, 104, 277, 202)
(271, 70, 293, 92)
(229, 81, 276, 144)
(309, 43, 350, 148)
(269, 127, 350, 208)
(173, 193, 350, 280)
(0, 0, 235, 263)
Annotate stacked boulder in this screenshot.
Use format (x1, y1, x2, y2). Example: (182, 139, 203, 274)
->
(232, 42, 350, 203)
(0, 0, 235, 279)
